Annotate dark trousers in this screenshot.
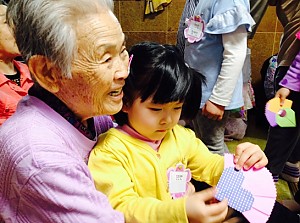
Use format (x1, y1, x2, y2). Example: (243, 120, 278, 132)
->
(264, 67, 300, 175)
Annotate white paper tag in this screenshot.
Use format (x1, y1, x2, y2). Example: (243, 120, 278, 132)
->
(187, 20, 203, 39)
(169, 171, 188, 194)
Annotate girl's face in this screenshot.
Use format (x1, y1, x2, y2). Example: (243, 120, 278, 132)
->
(124, 97, 183, 141)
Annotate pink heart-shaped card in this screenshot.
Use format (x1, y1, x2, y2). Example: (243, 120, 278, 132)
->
(215, 154, 277, 223)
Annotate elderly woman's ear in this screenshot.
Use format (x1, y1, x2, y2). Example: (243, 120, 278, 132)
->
(28, 55, 60, 93)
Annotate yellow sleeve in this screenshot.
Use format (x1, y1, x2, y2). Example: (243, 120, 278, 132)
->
(190, 137, 224, 185)
(173, 125, 224, 185)
(88, 131, 189, 223)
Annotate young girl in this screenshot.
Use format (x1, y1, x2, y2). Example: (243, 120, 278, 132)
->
(88, 42, 273, 223)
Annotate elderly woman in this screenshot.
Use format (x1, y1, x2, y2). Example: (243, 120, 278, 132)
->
(0, 0, 128, 222)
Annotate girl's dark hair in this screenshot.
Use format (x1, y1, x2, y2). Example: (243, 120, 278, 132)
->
(114, 41, 204, 125)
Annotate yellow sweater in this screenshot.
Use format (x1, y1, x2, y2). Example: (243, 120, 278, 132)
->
(88, 124, 224, 223)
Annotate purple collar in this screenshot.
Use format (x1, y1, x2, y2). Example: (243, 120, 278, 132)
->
(29, 85, 96, 139)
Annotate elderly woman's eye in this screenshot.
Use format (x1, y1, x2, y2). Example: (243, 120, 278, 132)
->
(121, 48, 128, 56)
(104, 57, 112, 63)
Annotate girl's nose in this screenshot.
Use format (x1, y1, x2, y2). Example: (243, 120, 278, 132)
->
(160, 113, 172, 125)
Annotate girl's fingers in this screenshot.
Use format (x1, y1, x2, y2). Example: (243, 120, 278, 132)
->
(234, 143, 267, 170)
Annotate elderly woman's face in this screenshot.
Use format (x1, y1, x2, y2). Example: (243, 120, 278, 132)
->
(60, 10, 129, 121)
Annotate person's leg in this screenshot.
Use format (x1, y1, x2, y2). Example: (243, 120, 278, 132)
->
(191, 110, 230, 155)
(286, 91, 300, 164)
(295, 181, 300, 205)
(265, 67, 300, 182)
(267, 201, 300, 223)
(270, 91, 300, 182)
(281, 139, 300, 212)
(264, 125, 300, 181)
(282, 199, 300, 213)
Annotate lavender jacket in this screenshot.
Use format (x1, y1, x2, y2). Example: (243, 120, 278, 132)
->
(0, 96, 124, 223)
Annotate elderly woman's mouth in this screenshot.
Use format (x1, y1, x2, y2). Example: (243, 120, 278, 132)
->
(109, 89, 123, 96)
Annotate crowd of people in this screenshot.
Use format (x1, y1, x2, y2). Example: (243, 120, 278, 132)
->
(0, 0, 299, 222)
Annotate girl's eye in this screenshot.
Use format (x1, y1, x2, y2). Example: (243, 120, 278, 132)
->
(174, 106, 183, 110)
(149, 108, 161, 111)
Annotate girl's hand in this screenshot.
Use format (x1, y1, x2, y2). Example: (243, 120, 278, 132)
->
(275, 87, 291, 106)
(202, 100, 225, 121)
(186, 181, 196, 196)
(186, 187, 228, 223)
(233, 142, 268, 170)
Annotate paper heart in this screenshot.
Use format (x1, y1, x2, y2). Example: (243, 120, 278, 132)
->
(218, 154, 277, 223)
(215, 167, 254, 212)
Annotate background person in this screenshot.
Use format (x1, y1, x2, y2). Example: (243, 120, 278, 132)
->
(273, 32, 300, 212)
(0, 4, 33, 125)
(177, 0, 255, 155)
(0, 0, 129, 222)
(264, 0, 300, 183)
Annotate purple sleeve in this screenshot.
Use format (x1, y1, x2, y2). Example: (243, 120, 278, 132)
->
(280, 51, 300, 92)
(94, 115, 114, 135)
(18, 164, 124, 223)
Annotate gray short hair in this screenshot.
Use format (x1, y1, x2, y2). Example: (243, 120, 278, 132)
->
(7, 0, 114, 78)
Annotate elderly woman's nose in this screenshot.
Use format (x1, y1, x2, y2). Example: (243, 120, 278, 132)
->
(115, 57, 129, 79)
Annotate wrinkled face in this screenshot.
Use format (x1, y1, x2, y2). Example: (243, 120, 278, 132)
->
(0, 5, 20, 58)
(124, 97, 183, 141)
(58, 10, 129, 121)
